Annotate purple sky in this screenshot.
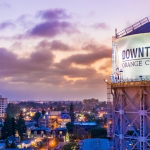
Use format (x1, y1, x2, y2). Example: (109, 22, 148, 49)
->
(0, 0, 150, 101)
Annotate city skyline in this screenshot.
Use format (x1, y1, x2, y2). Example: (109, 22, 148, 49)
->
(0, 0, 150, 101)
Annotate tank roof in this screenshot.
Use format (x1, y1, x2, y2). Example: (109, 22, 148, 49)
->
(116, 17, 150, 38)
(125, 22, 150, 36)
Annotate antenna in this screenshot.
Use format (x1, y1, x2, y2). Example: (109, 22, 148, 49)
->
(115, 28, 117, 38)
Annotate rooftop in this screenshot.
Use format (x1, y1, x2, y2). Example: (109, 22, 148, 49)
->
(2, 148, 34, 150)
(74, 122, 97, 126)
(55, 127, 67, 130)
(82, 138, 110, 150)
(32, 127, 51, 131)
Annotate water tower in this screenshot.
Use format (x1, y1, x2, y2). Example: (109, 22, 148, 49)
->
(107, 17, 150, 150)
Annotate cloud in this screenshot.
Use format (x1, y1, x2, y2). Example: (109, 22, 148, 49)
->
(0, 46, 110, 101)
(17, 14, 31, 22)
(28, 8, 78, 37)
(67, 51, 111, 65)
(0, 47, 54, 78)
(55, 45, 111, 67)
(73, 73, 109, 88)
(92, 22, 109, 30)
(29, 20, 78, 37)
(99, 59, 112, 73)
(82, 43, 110, 52)
(0, 21, 15, 30)
(10, 42, 22, 50)
(0, 8, 112, 100)
(0, 2, 10, 8)
(36, 40, 71, 51)
(54, 66, 97, 78)
(16, 14, 34, 29)
(37, 8, 70, 20)
(51, 40, 71, 51)
(0, 46, 107, 85)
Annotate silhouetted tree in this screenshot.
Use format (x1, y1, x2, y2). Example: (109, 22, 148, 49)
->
(33, 111, 41, 123)
(17, 111, 26, 141)
(5, 138, 10, 148)
(42, 109, 46, 115)
(1, 115, 13, 139)
(95, 119, 104, 125)
(63, 142, 78, 150)
(12, 117, 16, 136)
(50, 106, 53, 110)
(66, 122, 74, 134)
(92, 107, 96, 113)
(11, 140, 16, 148)
(69, 102, 75, 122)
(6, 103, 20, 118)
(55, 135, 59, 145)
(90, 127, 107, 138)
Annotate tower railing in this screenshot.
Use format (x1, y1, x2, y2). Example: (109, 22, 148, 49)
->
(116, 17, 149, 38)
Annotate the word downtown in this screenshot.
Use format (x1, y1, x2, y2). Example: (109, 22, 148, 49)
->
(122, 47, 150, 68)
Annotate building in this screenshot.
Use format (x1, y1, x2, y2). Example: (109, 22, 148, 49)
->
(5, 148, 33, 150)
(81, 138, 111, 150)
(17, 139, 36, 148)
(106, 17, 150, 150)
(38, 111, 71, 129)
(83, 98, 98, 104)
(38, 115, 49, 127)
(58, 113, 71, 128)
(30, 127, 51, 138)
(0, 95, 7, 118)
(74, 122, 97, 131)
(0, 143, 5, 149)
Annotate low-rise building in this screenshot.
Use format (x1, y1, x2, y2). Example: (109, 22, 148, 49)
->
(58, 113, 71, 128)
(38, 111, 71, 129)
(7, 136, 20, 144)
(30, 127, 51, 138)
(0, 143, 5, 149)
(74, 122, 97, 131)
(81, 138, 111, 150)
(5, 148, 34, 150)
(17, 139, 34, 149)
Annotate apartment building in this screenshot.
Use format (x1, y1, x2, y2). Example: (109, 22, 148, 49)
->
(38, 111, 71, 129)
(0, 95, 7, 118)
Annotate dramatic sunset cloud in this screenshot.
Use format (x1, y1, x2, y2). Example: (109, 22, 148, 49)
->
(36, 40, 72, 51)
(0, 0, 150, 101)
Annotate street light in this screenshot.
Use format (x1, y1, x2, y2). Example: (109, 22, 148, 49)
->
(50, 140, 55, 147)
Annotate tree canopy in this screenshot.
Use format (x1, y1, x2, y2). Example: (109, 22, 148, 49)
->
(1, 115, 13, 139)
(6, 103, 20, 118)
(90, 127, 107, 138)
(63, 142, 78, 150)
(69, 103, 75, 122)
(33, 111, 41, 122)
(42, 109, 46, 115)
(17, 111, 26, 141)
(66, 122, 74, 134)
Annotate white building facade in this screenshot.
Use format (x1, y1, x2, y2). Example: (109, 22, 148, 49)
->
(0, 95, 7, 118)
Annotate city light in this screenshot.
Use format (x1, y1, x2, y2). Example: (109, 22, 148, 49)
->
(50, 140, 55, 147)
